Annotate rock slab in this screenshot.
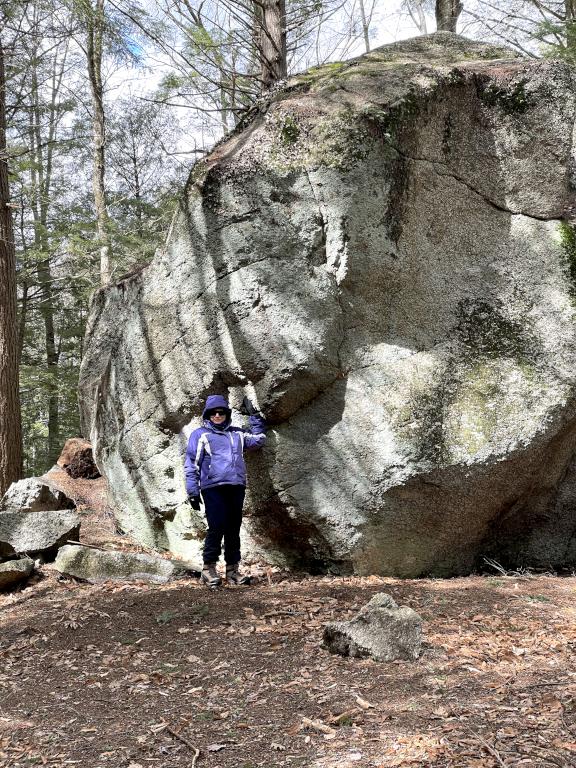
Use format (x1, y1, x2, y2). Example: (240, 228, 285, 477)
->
(0, 478, 75, 513)
(0, 510, 80, 558)
(0, 558, 34, 590)
(79, 33, 576, 575)
(55, 544, 199, 583)
(323, 593, 422, 662)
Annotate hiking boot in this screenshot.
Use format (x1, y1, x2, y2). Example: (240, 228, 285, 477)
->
(201, 562, 221, 588)
(226, 563, 250, 585)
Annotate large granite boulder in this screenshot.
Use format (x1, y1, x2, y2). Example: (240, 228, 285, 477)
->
(1, 478, 75, 513)
(79, 33, 576, 576)
(0, 510, 80, 559)
(55, 544, 198, 583)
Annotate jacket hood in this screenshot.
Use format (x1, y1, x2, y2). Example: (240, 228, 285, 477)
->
(202, 394, 232, 426)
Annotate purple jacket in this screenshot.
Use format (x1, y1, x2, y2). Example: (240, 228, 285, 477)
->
(184, 395, 266, 496)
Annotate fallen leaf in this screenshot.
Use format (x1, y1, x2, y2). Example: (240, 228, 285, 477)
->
(301, 716, 336, 736)
(207, 743, 226, 752)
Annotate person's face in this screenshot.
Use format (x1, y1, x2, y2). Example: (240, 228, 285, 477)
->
(209, 408, 227, 425)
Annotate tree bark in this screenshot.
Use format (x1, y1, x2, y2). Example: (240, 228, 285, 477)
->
(358, 0, 371, 52)
(566, 0, 576, 51)
(435, 0, 463, 32)
(0, 36, 23, 496)
(254, 0, 287, 91)
(28, 34, 61, 467)
(87, 0, 111, 286)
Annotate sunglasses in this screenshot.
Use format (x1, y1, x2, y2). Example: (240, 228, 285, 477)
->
(210, 409, 228, 416)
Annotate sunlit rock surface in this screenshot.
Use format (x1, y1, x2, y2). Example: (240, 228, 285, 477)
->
(79, 33, 576, 576)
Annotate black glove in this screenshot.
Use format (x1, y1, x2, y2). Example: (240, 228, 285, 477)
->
(188, 494, 201, 511)
(241, 396, 258, 416)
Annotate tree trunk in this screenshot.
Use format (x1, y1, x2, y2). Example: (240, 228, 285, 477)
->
(29, 38, 61, 468)
(358, 0, 371, 52)
(567, 0, 576, 51)
(406, 0, 428, 34)
(0, 36, 23, 496)
(435, 0, 463, 32)
(87, 0, 111, 286)
(254, 0, 287, 91)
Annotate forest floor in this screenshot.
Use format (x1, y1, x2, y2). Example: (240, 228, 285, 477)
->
(0, 474, 575, 768)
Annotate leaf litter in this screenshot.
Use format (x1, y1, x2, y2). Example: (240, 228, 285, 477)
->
(2, 470, 575, 767)
(1, 569, 575, 768)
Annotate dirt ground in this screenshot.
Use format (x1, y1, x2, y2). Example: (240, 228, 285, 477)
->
(1, 474, 576, 768)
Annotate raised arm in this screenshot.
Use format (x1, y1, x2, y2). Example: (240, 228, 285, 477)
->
(242, 397, 267, 450)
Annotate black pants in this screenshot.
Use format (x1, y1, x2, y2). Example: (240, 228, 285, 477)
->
(201, 484, 245, 565)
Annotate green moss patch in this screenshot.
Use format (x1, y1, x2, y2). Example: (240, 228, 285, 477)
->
(477, 77, 533, 114)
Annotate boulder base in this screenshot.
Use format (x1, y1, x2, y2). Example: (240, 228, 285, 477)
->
(323, 593, 422, 662)
(55, 544, 199, 583)
(0, 510, 80, 559)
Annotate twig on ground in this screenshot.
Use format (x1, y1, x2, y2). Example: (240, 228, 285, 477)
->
(166, 725, 201, 764)
(514, 680, 573, 690)
(467, 729, 508, 768)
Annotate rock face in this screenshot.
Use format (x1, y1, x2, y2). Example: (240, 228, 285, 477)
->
(79, 33, 576, 575)
(0, 510, 80, 559)
(0, 558, 34, 590)
(55, 544, 198, 583)
(322, 593, 422, 662)
(1, 478, 75, 513)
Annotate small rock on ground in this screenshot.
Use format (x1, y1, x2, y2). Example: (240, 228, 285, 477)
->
(322, 592, 422, 662)
(0, 557, 34, 590)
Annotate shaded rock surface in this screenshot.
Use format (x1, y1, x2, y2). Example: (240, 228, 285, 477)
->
(323, 592, 422, 662)
(0, 510, 80, 559)
(79, 33, 576, 575)
(1, 478, 75, 513)
(0, 558, 34, 590)
(55, 544, 198, 583)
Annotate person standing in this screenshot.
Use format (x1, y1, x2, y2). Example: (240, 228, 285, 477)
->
(184, 394, 266, 587)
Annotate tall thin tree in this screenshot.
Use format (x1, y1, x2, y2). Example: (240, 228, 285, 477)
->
(0, 35, 23, 495)
(85, 0, 111, 285)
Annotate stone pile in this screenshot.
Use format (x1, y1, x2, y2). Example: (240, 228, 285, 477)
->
(0, 478, 79, 590)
